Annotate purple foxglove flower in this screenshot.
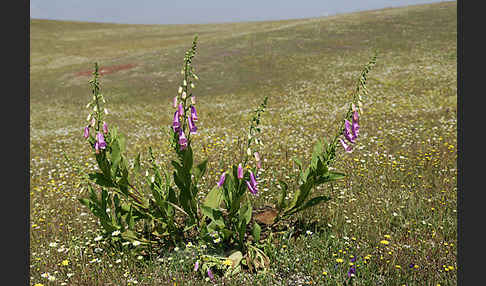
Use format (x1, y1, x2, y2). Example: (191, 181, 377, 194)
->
(94, 141, 100, 153)
(173, 96, 178, 108)
(217, 172, 226, 187)
(103, 122, 108, 134)
(246, 171, 258, 194)
(250, 171, 258, 187)
(352, 120, 359, 139)
(178, 103, 184, 117)
(96, 132, 107, 149)
(254, 152, 262, 169)
(190, 106, 198, 121)
(83, 126, 89, 139)
(178, 130, 188, 150)
(207, 268, 214, 281)
(344, 120, 356, 143)
(90, 117, 96, 127)
(352, 110, 359, 123)
(351, 111, 359, 139)
(254, 152, 260, 162)
(339, 138, 353, 153)
(246, 180, 258, 195)
(237, 164, 243, 179)
(194, 261, 199, 272)
(172, 110, 181, 132)
(187, 114, 197, 135)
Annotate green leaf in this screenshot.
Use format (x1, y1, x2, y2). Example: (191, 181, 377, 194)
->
(292, 157, 303, 171)
(252, 222, 261, 242)
(276, 180, 288, 211)
(183, 223, 197, 232)
(88, 172, 114, 188)
(327, 171, 346, 181)
(239, 200, 252, 226)
(300, 167, 310, 183)
(316, 171, 346, 185)
(287, 176, 314, 212)
(201, 205, 225, 228)
(221, 228, 233, 241)
(134, 153, 141, 173)
(203, 186, 223, 209)
(110, 139, 121, 177)
(182, 146, 194, 171)
(101, 188, 109, 212)
(194, 159, 208, 180)
(121, 229, 139, 242)
(117, 131, 126, 153)
(311, 140, 323, 171)
(95, 151, 111, 179)
(287, 195, 331, 216)
(126, 205, 135, 229)
(228, 250, 243, 268)
(78, 198, 90, 207)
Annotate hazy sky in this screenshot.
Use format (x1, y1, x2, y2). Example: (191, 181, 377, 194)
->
(30, 0, 450, 25)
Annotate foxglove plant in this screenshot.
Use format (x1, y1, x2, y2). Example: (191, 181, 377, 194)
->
(73, 35, 376, 280)
(273, 54, 377, 224)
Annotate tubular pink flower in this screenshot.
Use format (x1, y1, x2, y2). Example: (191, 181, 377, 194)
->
(339, 138, 353, 153)
(173, 110, 181, 132)
(207, 268, 214, 281)
(217, 173, 226, 187)
(254, 152, 262, 168)
(352, 110, 359, 123)
(194, 261, 199, 272)
(96, 132, 107, 149)
(178, 103, 184, 117)
(250, 171, 258, 187)
(94, 141, 100, 153)
(187, 114, 197, 134)
(351, 111, 359, 138)
(256, 160, 262, 169)
(237, 164, 243, 179)
(344, 120, 356, 143)
(173, 96, 178, 108)
(246, 180, 258, 195)
(191, 96, 196, 105)
(84, 126, 89, 139)
(190, 106, 198, 121)
(103, 122, 108, 134)
(178, 130, 188, 150)
(254, 152, 260, 162)
(246, 171, 258, 195)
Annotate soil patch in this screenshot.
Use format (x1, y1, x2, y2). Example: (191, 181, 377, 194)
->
(75, 63, 136, 77)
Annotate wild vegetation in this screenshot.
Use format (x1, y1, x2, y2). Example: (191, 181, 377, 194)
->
(30, 2, 457, 285)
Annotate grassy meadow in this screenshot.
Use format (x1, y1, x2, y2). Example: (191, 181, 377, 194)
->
(30, 1, 457, 285)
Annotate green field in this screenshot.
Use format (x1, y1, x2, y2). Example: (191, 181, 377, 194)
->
(30, 2, 457, 285)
